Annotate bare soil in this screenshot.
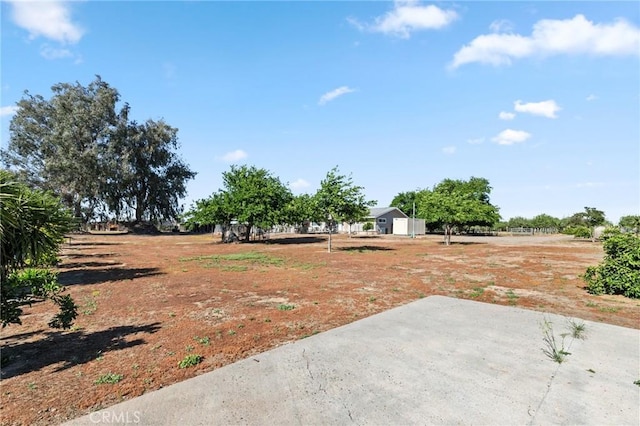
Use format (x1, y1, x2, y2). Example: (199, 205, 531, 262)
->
(1, 233, 638, 425)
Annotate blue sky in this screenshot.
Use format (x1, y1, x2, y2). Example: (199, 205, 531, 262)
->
(1, 1, 639, 223)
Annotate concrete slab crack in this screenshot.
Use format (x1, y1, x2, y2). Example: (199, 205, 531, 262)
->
(528, 336, 578, 425)
(302, 349, 314, 380)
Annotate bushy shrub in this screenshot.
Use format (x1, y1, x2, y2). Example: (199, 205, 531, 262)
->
(362, 222, 374, 232)
(563, 225, 591, 238)
(583, 230, 640, 298)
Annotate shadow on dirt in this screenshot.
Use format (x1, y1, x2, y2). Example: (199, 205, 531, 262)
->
(66, 241, 122, 246)
(0, 323, 161, 379)
(264, 236, 327, 245)
(59, 261, 123, 269)
(58, 267, 163, 286)
(62, 252, 116, 259)
(338, 245, 394, 252)
(438, 241, 488, 246)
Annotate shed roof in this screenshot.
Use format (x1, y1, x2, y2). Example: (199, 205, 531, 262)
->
(367, 207, 408, 218)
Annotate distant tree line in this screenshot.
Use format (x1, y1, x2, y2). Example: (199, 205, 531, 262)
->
(182, 165, 375, 252)
(1, 76, 196, 225)
(390, 177, 501, 245)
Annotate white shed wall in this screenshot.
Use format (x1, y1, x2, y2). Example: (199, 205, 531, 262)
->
(393, 218, 425, 235)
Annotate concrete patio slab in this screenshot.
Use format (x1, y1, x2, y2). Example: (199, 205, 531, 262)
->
(66, 296, 640, 425)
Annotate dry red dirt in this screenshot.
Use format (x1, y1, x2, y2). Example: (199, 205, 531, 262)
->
(1, 233, 638, 425)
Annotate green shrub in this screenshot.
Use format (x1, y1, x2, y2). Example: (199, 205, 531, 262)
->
(362, 222, 374, 232)
(563, 225, 591, 238)
(583, 231, 640, 298)
(178, 354, 203, 368)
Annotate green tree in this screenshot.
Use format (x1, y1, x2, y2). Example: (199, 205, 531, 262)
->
(186, 165, 293, 242)
(0, 170, 77, 328)
(2, 76, 123, 221)
(108, 119, 196, 223)
(2, 77, 196, 226)
(182, 191, 234, 241)
(390, 191, 418, 216)
(283, 193, 316, 233)
(619, 215, 640, 235)
(313, 166, 375, 252)
(531, 214, 560, 230)
(417, 177, 500, 245)
(507, 216, 533, 229)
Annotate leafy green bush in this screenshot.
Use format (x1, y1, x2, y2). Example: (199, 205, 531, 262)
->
(563, 225, 591, 238)
(362, 222, 374, 232)
(583, 231, 640, 298)
(178, 354, 203, 368)
(2, 268, 77, 329)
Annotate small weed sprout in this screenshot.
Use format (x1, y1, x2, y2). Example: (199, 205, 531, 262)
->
(178, 354, 203, 369)
(541, 318, 571, 364)
(194, 336, 210, 346)
(566, 318, 587, 340)
(94, 373, 123, 385)
(277, 304, 295, 311)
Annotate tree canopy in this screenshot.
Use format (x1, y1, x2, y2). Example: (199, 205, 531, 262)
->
(1, 76, 195, 225)
(314, 166, 375, 252)
(619, 215, 640, 234)
(184, 165, 293, 242)
(390, 190, 418, 216)
(417, 177, 500, 245)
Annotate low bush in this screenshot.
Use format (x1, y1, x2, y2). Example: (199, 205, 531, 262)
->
(563, 225, 591, 238)
(583, 230, 640, 298)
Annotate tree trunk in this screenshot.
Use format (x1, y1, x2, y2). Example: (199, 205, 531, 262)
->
(135, 195, 145, 223)
(444, 225, 452, 246)
(327, 229, 332, 253)
(244, 224, 252, 242)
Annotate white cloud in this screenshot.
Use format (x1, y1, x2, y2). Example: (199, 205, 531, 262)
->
(492, 129, 531, 145)
(8, 0, 84, 44)
(318, 86, 355, 105)
(499, 111, 516, 120)
(442, 146, 456, 155)
(467, 137, 485, 144)
(39, 44, 74, 60)
(575, 182, 605, 188)
(219, 149, 248, 163)
(514, 99, 561, 118)
(586, 94, 598, 101)
(489, 19, 514, 33)
(451, 14, 640, 68)
(349, 1, 458, 38)
(289, 178, 310, 190)
(0, 106, 19, 117)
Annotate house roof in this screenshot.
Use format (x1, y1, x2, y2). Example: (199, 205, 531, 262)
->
(367, 207, 408, 218)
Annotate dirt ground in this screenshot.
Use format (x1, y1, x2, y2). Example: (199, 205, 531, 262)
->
(1, 232, 638, 425)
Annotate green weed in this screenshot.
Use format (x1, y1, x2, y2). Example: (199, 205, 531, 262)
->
(541, 318, 570, 364)
(94, 373, 123, 385)
(469, 287, 485, 298)
(178, 354, 203, 369)
(194, 336, 210, 346)
(566, 318, 587, 339)
(277, 304, 295, 311)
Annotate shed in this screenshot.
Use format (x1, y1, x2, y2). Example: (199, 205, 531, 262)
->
(393, 217, 426, 236)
